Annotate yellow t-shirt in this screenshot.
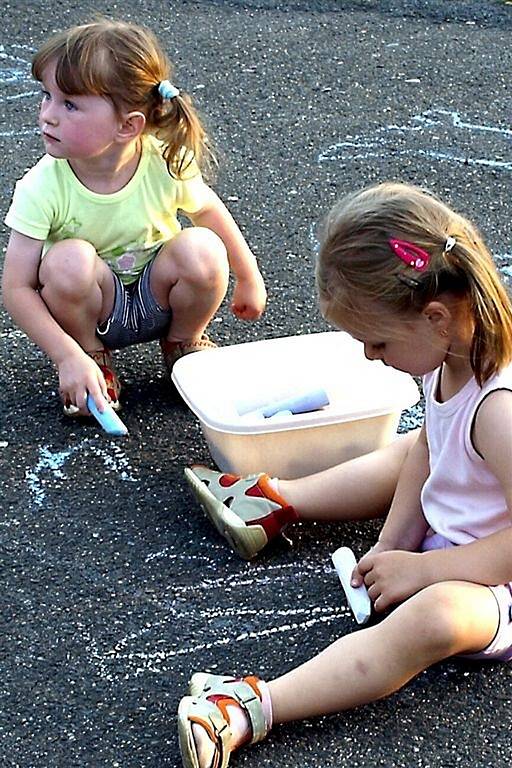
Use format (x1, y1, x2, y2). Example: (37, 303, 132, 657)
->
(4, 135, 210, 284)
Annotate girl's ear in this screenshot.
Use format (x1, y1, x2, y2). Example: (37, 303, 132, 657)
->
(117, 111, 146, 142)
(422, 300, 452, 336)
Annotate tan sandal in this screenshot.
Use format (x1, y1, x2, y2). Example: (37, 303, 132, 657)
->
(160, 333, 217, 377)
(178, 673, 269, 768)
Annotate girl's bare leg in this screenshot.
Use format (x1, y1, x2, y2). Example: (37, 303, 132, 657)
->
(150, 227, 229, 343)
(39, 239, 114, 350)
(279, 428, 420, 522)
(268, 581, 499, 723)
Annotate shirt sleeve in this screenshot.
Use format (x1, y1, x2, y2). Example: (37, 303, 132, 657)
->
(174, 152, 211, 214)
(4, 162, 56, 241)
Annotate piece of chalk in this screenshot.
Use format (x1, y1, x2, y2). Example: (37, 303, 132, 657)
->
(86, 394, 128, 436)
(260, 388, 330, 418)
(331, 546, 372, 625)
(266, 409, 293, 421)
(237, 386, 329, 417)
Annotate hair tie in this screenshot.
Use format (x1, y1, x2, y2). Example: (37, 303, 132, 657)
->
(444, 236, 456, 254)
(388, 238, 430, 272)
(158, 80, 180, 100)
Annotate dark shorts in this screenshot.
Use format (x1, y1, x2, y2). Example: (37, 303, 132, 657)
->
(97, 260, 172, 350)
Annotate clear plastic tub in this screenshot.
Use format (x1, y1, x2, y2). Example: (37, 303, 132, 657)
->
(172, 331, 420, 479)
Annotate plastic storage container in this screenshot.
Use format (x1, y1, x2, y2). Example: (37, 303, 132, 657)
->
(172, 331, 420, 479)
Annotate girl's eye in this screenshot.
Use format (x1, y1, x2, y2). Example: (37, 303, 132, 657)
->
(64, 99, 77, 111)
(41, 90, 50, 101)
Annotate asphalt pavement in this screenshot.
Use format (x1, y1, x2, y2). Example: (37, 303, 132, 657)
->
(1, 1, 512, 766)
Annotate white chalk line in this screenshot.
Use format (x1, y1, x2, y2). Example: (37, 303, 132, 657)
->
(321, 147, 512, 172)
(168, 563, 332, 597)
(104, 600, 341, 656)
(88, 605, 346, 679)
(0, 127, 38, 138)
(0, 327, 27, 339)
(5, 90, 38, 101)
(0, 44, 37, 112)
(318, 108, 512, 172)
(87, 557, 343, 680)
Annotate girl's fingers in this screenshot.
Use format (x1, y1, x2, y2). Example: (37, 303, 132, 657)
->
(350, 566, 364, 587)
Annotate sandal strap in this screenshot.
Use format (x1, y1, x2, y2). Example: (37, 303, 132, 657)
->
(199, 675, 267, 744)
(160, 334, 217, 374)
(182, 696, 231, 768)
(87, 347, 112, 369)
(86, 347, 121, 403)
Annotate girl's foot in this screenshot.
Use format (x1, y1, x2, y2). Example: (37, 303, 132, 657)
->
(178, 673, 271, 768)
(184, 465, 298, 559)
(160, 333, 217, 376)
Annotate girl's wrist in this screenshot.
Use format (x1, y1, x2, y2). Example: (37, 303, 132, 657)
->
(234, 267, 263, 284)
(417, 551, 437, 590)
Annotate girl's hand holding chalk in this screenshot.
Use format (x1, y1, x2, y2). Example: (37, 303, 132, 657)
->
(86, 393, 128, 436)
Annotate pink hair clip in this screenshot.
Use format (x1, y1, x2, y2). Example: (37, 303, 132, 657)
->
(389, 238, 430, 272)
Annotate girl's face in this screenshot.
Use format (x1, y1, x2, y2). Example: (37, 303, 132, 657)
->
(335, 304, 450, 377)
(38, 61, 121, 160)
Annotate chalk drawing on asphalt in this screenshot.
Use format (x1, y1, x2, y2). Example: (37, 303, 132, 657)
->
(0, 43, 39, 138)
(0, 43, 36, 98)
(318, 108, 512, 172)
(26, 441, 137, 508)
(87, 560, 347, 681)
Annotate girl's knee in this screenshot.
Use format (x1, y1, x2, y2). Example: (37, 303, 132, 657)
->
(39, 240, 98, 295)
(402, 583, 469, 656)
(165, 228, 229, 285)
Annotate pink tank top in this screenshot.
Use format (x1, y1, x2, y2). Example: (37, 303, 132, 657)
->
(421, 362, 512, 544)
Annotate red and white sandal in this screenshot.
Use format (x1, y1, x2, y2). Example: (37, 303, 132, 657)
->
(178, 673, 270, 768)
(184, 465, 298, 559)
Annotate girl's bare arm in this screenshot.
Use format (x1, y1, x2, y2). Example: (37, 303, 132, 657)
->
(375, 424, 431, 550)
(187, 188, 267, 320)
(2, 230, 82, 365)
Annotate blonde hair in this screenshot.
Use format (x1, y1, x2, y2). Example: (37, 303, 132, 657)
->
(32, 18, 215, 178)
(316, 182, 512, 385)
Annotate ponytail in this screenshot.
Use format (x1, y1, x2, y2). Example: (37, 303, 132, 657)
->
(444, 229, 512, 385)
(147, 87, 216, 179)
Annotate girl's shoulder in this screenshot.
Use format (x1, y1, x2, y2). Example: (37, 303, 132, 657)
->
(16, 154, 68, 188)
(483, 361, 512, 393)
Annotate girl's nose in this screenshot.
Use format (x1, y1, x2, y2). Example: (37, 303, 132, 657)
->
(363, 343, 380, 361)
(41, 101, 57, 124)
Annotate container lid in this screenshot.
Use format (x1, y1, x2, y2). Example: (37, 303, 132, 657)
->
(171, 331, 420, 435)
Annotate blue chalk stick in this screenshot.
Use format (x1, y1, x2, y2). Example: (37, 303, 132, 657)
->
(86, 394, 128, 436)
(262, 388, 329, 418)
(266, 409, 293, 421)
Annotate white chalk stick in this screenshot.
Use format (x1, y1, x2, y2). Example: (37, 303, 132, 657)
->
(331, 546, 372, 625)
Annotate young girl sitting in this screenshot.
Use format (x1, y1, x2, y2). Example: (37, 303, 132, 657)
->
(2, 19, 266, 416)
(178, 182, 512, 767)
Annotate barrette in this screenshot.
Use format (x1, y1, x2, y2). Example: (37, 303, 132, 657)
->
(444, 236, 456, 253)
(158, 79, 180, 100)
(389, 238, 430, 272)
